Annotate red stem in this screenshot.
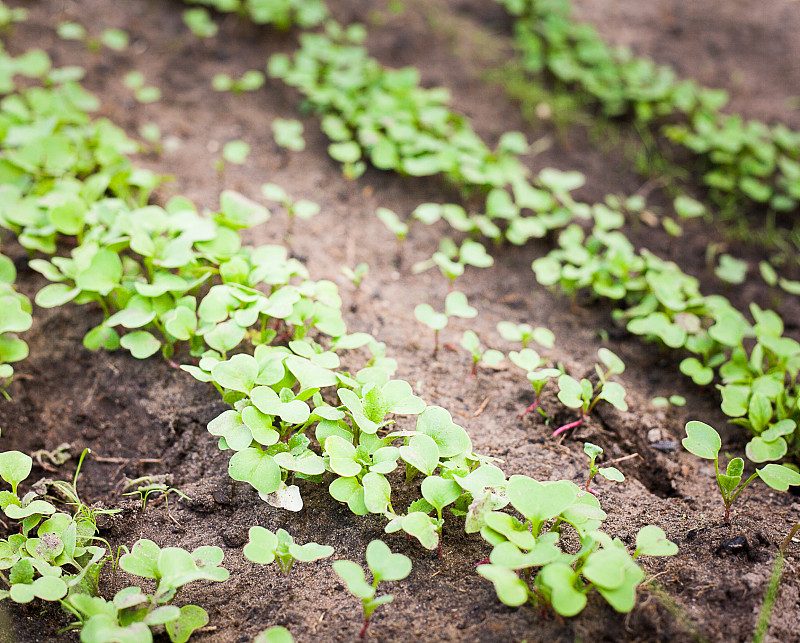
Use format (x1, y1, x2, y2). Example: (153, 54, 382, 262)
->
(518, 395, 540, 420)
(359, 618, 370, 639)
(552, 415, 583, 438)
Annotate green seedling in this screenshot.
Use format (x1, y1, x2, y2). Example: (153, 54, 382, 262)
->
(476, 473, 676, 616)
(183, 8, 218, 38)
(412, 238, 494, 287)
(123, 71, 161, 103)
(244, 526, 333, 578)
(255, 627, 294, 643)
(212, 70, 264, 93)
(497, 321, 554, 349)
(272, 118, 305, 152)
(49, 448, 120, 527)
(715, 254, 747, 285)
(651, 395, 686, 408)
(682, 421, 800, 523)
(0, 447, 109, 605)
(508, 348, 561, 419)
(583, 443, 624, 493)
(100, 29, 128, 51)
(333, 540, 411, 639)
(212, 140, 250, 189)
(65, 538, 227, 642)
(460, 331, 503, 378)
(221, 139, 250, 165)
(261, 183, 320, 240)
(342, 263, 369, 292)
(122, 475, 191, 514)
(414, 291, 477, 357)
(553, 348, 627, 437)
(57, 21, 87, 40)
(376, 207, 408, 243)
(376, 207, 408, 264)
(0, 255, 33, 397)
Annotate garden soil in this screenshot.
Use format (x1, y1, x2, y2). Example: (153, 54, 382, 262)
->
(1, 0, 799, 641)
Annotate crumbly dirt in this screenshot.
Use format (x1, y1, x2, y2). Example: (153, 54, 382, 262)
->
(1, 1, 799, 642)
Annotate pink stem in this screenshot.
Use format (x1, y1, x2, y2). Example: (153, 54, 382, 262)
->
(359, 618, 370, 639)
(474, 557, 490, 567)
(552, 416, 583, 438)
(519, 395, 540, 420)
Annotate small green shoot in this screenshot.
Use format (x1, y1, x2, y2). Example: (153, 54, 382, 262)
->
(123, 71, 161, 103)
(651, 395, 686, 408)
(497, 321, 555, 349)
(553, 348, 627, 437)
(244, 526, 333, 578)
(682, 421, 800, 523)
(333, 540, 411, 639)
(342, 263, 369, 292)
(414, 291, 477, 357)
(122, 475, 191, 515)
(460, 331, 503, 378)
(183, 8, 218, 38)
(508, 348, 561, 419)
(212, 70, 264, 93)
(583, 442, 624, 494)
(255, 627, 295, 643)
(261, 183, 320, 240)
(272, 118, 305, 152)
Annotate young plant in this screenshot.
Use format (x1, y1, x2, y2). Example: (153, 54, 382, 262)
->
(460, 331, 503, 378)
(553, 348, 628, 437)
(212, 70, 265, 93)
(583, 442, 624, 493)
(376, 207, 408, 265)
(65, 538, 228, 642)
(49, 448, 120, 527)
(497, 321, 555, 349)
(682, 421, 800, 523)
(272, 118, 305, 152)
(261, 183, 320, 240)
(122, 475, 191, 513)
(183, 7, 218, 38)
(333, 540, 411, 639)
(123, 71, 161, 103)
(243, 526, 333, 578)
(341, 263, 369, 292)
(475, 474, 677, 617)
(508, 348, 561, 419)
(414, 291, 477, 357)
(412, 238, 494, 288)
(255, 627, 294, 643)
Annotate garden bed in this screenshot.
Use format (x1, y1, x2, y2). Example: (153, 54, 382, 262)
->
(1, 1, 799, 641)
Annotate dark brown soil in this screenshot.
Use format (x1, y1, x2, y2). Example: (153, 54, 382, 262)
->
(1, 1, 799, 642)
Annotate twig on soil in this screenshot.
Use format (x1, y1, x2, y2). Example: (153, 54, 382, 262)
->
(472, 396, 491, 417)
(603, 453, 640, 466)
(93, 455, 162, 464)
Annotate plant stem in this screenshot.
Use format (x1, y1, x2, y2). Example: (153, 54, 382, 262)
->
(553, 414, 583, 438)
(781, 522, 799, 553)
(433, 330, 439, 358)
(359, 617, 370, 639)
(519, 394, 540, 420)
(725, 471, 759, 522)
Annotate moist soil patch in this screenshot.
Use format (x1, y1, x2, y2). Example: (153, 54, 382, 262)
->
(1, 1, 799, 642)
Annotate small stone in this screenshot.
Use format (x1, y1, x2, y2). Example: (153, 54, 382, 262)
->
(716, 535, 749, 556)
(647, 428, 663, 443)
